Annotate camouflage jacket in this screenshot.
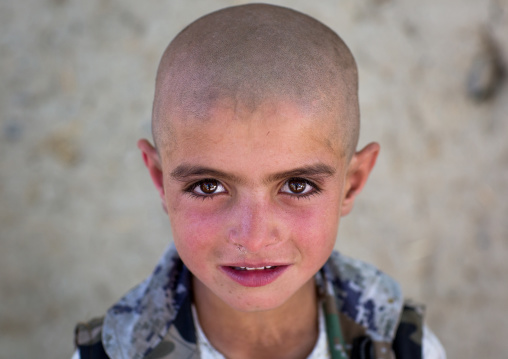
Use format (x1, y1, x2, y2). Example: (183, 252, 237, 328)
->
(75, 245, 424, 359)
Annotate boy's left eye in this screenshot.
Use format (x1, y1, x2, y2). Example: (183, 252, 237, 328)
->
(279, 178, 317, 196)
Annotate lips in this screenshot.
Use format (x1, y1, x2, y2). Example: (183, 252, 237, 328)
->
(220, 264, 289, 287)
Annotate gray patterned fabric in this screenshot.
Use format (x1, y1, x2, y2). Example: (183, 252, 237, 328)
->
(323, 251, 403, 342)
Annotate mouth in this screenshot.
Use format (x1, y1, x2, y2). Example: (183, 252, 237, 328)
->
(220, 265, 289, 287)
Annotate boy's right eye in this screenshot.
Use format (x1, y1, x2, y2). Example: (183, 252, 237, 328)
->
(186, 179, 227, 197)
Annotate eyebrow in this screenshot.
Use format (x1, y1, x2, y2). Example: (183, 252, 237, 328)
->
(264, 163, 336, 183)
(170, 165, 243, 183)
(170, 163, 336, 184)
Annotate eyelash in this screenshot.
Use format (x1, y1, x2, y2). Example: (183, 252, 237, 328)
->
(281, 177, 322, 199)
(183, 177, 322, 199)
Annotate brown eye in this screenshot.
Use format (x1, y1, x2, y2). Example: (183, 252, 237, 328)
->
(189, 179, 227, 197)
(199, 180, 218, 194)
(288, 179, 307, 193)
(280, 178, 316, 196)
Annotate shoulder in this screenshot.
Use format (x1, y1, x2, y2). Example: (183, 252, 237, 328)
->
(326, 251, 402, 300)
(74, 317, 109, 359)
(323, 251, 404, 342)
(73, 244, 197, 359)
(322, 253, 446, 358)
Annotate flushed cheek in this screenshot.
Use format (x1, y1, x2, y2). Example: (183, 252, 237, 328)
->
(169, 203, 228, 258)
(285, 199, 341, 253)
(170, 216, 225, 289)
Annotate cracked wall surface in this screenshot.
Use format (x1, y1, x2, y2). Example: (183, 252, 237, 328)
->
(1, 0, 507, 357)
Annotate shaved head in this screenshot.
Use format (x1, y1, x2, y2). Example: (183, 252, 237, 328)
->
(152, 4, 359, 159)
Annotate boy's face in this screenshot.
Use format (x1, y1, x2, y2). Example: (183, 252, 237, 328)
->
(141, 100, 376, 313)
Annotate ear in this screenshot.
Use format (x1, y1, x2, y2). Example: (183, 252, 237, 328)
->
(137, 139, 168, 214)
(341, 142, 380, 216)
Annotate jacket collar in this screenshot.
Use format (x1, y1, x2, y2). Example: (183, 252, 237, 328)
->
(321, 251, 403, 342)
(102, 245, 192, 359)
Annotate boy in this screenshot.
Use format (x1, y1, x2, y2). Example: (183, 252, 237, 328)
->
(74, 4, 445, 359)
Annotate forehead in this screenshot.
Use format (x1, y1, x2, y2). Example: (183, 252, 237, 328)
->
(160, 100, 346, 174)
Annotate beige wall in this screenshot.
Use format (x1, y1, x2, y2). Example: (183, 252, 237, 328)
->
(1, 0, 507, 357)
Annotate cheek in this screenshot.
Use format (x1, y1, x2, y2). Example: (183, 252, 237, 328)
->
(286, 198, 341, 259)
(168, 198, 226, 254)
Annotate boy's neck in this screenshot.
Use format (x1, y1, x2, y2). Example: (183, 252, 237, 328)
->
(192, 277, 319, 359)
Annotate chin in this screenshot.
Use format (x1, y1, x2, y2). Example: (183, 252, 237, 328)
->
(221, 289, 294, 313)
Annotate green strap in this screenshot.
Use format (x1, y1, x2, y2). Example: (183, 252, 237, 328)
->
(323, 301, 348, 359)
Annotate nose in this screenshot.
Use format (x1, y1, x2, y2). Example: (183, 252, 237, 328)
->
(227, 196, 280, 253)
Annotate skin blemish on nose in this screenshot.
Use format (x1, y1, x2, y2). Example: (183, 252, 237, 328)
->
(236, 244, 247, 254)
